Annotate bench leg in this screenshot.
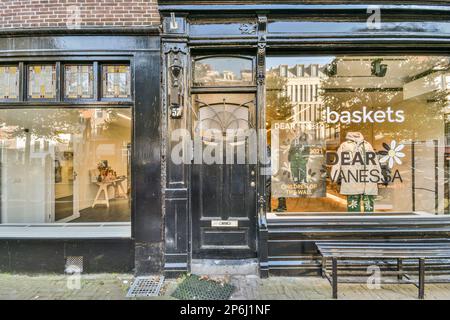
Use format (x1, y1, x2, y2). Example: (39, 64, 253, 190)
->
(397, 259, 403, 281)
(332, 258, 338, 299)
(418, 258, 425, 300)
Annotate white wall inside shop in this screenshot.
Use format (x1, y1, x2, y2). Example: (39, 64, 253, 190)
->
(1, 142, 55, 223)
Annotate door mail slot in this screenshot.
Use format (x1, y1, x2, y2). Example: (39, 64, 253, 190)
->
(211, 220, 238, 228)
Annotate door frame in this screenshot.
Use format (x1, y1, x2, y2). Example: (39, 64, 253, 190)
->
(189, 93, 258, 259)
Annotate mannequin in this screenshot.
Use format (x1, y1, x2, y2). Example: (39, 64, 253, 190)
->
(331, 132, 382, 212)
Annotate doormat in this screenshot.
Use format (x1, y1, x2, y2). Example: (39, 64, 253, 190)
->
(171, 275, 235, 300)
(126, 276, 165, 298)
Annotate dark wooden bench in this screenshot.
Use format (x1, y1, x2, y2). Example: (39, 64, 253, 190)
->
(316, 241, 450, 299)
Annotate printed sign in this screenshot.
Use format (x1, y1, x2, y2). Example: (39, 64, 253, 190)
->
(211, 220, 238, 228)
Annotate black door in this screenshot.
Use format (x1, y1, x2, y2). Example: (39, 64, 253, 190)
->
(191, 93, 257, 259)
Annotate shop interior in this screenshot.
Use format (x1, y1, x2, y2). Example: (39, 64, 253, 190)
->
(0, 108, 131, 223)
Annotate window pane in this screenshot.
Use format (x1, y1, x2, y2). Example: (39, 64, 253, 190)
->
(28, 65, 56, 99)
(0, 65, 19, 100)
(192, 93, 255, 141)
(102, 65, 131, 99)
(64, 65, 94, 99)
(193, 57, 254, 86)
(267, 55, 450, 215)
(0, 108, 131, 223)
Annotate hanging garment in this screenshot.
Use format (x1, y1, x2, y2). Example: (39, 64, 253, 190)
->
(331, 132, 383, 196)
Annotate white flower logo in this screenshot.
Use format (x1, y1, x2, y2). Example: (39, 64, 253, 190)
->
(379, 140, 405, 169)
(348, 200, 359, 209)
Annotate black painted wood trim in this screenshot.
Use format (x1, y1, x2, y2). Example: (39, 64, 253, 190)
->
(159, 3, 450, 14)
(0, 27, 160, 37)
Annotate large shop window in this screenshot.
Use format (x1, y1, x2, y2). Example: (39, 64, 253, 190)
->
(266, 55, 450, 215)
(0, 108, 131, 224)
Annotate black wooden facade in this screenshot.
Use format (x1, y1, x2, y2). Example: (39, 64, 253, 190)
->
(1, 2, 450, 276)
(160, 1, 450, 278)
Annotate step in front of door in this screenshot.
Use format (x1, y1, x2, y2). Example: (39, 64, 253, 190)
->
(190, 259, 258, 276)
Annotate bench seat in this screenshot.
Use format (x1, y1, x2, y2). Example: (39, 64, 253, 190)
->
(316, 241, 450, 299)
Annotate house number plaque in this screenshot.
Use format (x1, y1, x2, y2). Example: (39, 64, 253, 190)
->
(211, 220, 238, 228)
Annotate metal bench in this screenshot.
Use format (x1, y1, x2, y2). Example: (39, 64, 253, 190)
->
(316, 241, 450, 299)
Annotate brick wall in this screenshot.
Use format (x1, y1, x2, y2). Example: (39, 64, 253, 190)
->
(0, 0, 160, 29)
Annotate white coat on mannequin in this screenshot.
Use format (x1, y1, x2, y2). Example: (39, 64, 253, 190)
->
(331, 132, 382, 196)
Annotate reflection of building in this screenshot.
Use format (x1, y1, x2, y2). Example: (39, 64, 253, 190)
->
(269, 64, 338, 141)
(194, 59, 254, 86)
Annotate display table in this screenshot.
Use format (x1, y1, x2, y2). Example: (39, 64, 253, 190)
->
(92, 177, 128, 208)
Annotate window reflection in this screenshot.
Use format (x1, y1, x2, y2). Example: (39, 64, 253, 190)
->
(267, 55, 450, 215)
(0, 108, 131, 223)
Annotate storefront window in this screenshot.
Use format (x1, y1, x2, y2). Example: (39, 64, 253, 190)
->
(0, 108, 131, 223)
(266, 55, 450, 215)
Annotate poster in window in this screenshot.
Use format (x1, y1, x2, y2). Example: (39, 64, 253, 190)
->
(28, 65, 56, 99)
(0, 66, 19, 100)
(271, 121, 326, 198)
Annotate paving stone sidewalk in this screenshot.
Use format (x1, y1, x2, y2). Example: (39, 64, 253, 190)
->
(0, 273, 450, 300)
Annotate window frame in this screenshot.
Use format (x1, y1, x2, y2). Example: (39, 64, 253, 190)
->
(265, 52, 450, 215)
(0, 55, 135, 237)
(0, 57, 134, 107)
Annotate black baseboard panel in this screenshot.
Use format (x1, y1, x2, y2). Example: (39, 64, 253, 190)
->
(0, 239, 134, 273)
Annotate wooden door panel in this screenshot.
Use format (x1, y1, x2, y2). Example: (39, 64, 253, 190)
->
(199, 164, 222, 218)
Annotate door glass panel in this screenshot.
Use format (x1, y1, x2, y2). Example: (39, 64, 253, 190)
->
(193, 93, 255, 145)
(193, 57, 254, 87)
